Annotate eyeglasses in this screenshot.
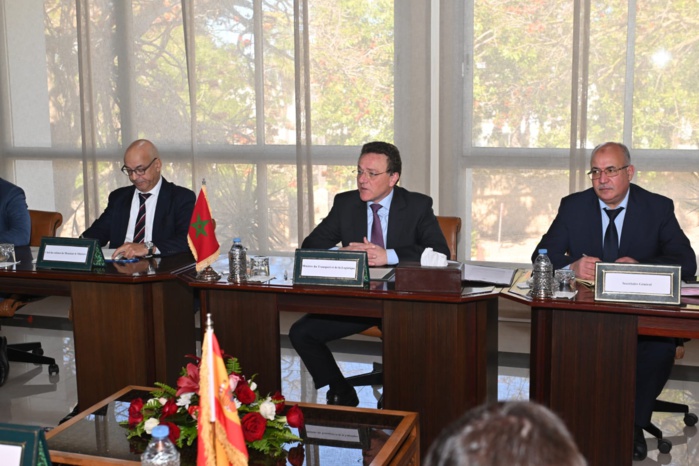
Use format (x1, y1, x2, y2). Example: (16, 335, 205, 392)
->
(587, 165, 629, 180)
(121, 158, 158, 176)
(354, 169, 389, 179)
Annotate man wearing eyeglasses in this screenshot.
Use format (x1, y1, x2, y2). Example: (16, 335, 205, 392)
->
(290, 141, 450, 407)
(82, 139, 195, 259)
(533, 141, 696, 461)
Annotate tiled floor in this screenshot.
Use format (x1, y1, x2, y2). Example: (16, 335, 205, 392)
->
(2, 299, 698, 465)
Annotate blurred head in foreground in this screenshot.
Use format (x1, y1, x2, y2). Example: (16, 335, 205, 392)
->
(424, 401, 587, 466)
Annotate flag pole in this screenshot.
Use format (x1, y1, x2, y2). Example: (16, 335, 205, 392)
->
(205, 313, 216, 422)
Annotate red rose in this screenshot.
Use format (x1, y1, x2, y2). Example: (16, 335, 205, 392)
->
(286, 405, 304, 429)
(271, 390, 285, 413)
(160, 421, 180, 444)
(128, 398, 144, 427)
(235, 381, 256, 404)
(241, 412, 267, 442)
(188, 405, 199, 420)
(287, 444, 305, 466)
(160, 398, 178, 419)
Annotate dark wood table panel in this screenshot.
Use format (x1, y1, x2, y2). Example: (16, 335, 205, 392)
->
(0, 248, 196, 409)
(505, 286, 699, 466)
(187, 271, 499, 453)
(202, 289, 280, 391)
(382, 297, 498, 448)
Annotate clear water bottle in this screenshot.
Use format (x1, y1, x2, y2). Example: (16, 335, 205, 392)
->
(531, 248, 554, 298)
(141, 425, 180, 466)
(228, 237, 247, 283)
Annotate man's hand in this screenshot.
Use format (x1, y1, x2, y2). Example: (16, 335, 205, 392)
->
(341, 237, 388, 266)
(570, 255, 600, 281)
(112, 242, 149, 260)
(615, 256, 639, 264)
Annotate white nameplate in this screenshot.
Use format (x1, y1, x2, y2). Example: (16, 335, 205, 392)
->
(603, 272, 671, 295)
(595, 262, 681, 305)
(300, 259, 358, 279)
(42, 244, 90, 263)
(293, 249, 368, 287)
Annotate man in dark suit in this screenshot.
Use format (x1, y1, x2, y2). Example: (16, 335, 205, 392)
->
(0, 177, 31, 386)
(533, 141, 697, 461)
(82, 139, 195, 258)
(0, 178, 31, 247)
(290, 141, 450, 406)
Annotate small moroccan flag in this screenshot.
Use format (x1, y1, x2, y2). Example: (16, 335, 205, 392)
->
(188, 181, 220, 272)
(197, 315, 248, 466)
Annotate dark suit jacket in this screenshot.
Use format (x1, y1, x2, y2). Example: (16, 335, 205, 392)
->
(302, 186, 450, 262)
(82, 177, 195, 256)
(533, 184, 697, 280)
(0, 178, 31, 246)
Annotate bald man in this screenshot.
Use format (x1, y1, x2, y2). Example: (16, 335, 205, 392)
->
(82, 139, 195, 258)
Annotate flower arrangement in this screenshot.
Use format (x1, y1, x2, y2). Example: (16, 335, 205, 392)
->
(121, 355, 304, 464)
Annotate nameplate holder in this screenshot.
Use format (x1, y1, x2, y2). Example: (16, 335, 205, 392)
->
(594, 262, 681, 306)
(0, 423, 51, 466)
(36, 237, 105, 271)
(293, 249, 369, 288)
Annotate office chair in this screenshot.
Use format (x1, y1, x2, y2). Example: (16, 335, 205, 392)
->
(2, 210, 63, 376)
(346, 216, 462, 408)
(642, 339, 698, 454)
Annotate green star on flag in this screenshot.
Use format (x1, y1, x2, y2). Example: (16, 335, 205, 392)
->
(191, 215, 210, 238)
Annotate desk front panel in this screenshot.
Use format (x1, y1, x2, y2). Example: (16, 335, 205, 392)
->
(0, 250, 196, 409)
(197, 283, 498, 454)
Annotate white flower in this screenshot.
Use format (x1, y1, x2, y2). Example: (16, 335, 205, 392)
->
(144, 418, 160, 434)
(234, 398, 242, 409)
(177, 392, 193, 408)
(250, 381, 257, 392)
(158, 397, 168, 406)
(259, 397, 276, 420)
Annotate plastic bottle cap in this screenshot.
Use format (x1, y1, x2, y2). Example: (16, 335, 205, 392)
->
(538, 249, 548, 254)
(233, 237, 241, 242)
(151, 425, 169, 439)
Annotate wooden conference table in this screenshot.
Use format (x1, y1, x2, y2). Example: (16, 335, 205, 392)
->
(0, 247, 196, 409)
(182, 263, 499, 452)
(503, 286, 699, 466)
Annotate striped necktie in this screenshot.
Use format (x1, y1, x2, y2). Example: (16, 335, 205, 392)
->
(133, 193, 151, 244)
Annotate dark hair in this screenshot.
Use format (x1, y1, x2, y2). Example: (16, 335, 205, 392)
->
(360, 141, 402, 176)
(424, 401, 587, 466)
(591, 142, 631, 165)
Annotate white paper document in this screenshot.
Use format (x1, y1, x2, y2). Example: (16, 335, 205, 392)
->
(462, 262, 516, 286)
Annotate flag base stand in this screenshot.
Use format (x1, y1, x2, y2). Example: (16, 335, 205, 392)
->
(195, 266, 221, 282)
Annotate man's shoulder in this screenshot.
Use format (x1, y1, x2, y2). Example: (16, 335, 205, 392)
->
(160, 178, 195, 199)
(392, 186, 434, 207)
(108, 184, 135, 199)
(629, 184, 672, 206)
(0, 178, 23, 195)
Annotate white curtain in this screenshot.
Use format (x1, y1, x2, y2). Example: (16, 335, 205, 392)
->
(1, 0, 698, 263)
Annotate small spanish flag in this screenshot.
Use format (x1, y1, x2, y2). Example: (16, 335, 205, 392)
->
(197, 315, 248, 465)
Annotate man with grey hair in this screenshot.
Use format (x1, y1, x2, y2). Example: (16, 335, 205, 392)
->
(533, 141, 696, 460)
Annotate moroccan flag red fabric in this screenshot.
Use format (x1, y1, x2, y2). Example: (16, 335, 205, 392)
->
(197, 328, 248, 466)
(188, 184, 220, 272)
